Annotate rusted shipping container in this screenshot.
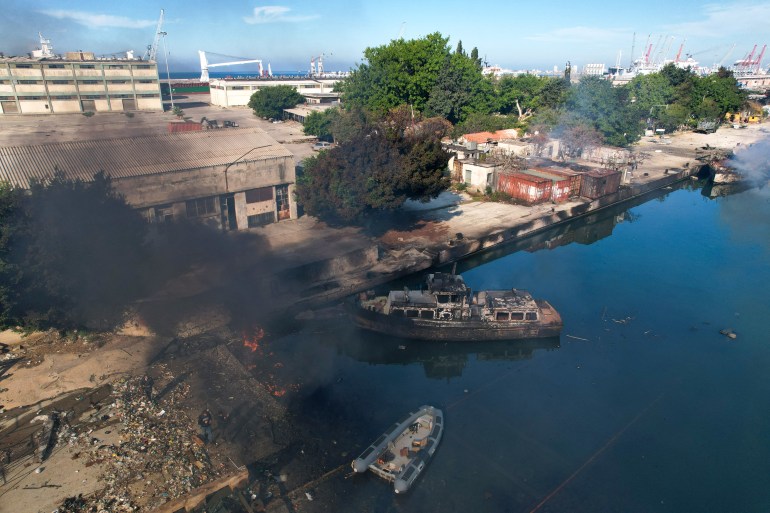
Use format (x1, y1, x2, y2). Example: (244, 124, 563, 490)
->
(497, 171, 552, 205)
(167, 121, 202, 133)
(521, 169, 572, 203)
(580, 168, 622, 199)
(534, 167, 582, 198)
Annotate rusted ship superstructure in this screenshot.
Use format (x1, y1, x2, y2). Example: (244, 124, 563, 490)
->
(352, 271, 562, 341)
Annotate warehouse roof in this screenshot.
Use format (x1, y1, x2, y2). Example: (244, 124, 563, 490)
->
(0, 127, 293, 189)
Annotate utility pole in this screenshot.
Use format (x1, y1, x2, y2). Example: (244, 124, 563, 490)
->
(160, 31, 174, 110)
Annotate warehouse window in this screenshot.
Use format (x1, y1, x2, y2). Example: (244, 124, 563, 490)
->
(245, 187, 273, 203)
(78, 65, 96, 69)
(46, 64, 65, 69)
(186, 197, 217, 218)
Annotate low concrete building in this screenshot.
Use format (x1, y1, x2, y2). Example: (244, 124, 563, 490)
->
(209, 78, 341, 108)
(283, 103, 338, 123)
(0, 54, 163, 115)
(448, 156, 501, 192)
(0, 128, 296, 231)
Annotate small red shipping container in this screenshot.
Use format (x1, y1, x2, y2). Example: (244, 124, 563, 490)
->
(167, 121, 202, 133)
(497, 171, 552, 205)
(521, 169, 572, 203)
(534, 167, 582, 198)
(580, 168, 622, 199)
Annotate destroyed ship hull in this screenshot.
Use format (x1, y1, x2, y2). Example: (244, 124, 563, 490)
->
(351, 271, 563, 342)
(352, 302, 562, 341)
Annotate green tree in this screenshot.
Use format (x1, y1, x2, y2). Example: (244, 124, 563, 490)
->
(303, 108, 340, 141)
(693, 68, 747, 119)
(537, 78, 570, 109)
(567, 75, 642, 146)
(247, 85, 304, 119)
(337, 33, 451, 115)
(496, 74, 547, 116)
(296, 116, 450, 223)
(425, 52, 495, 124)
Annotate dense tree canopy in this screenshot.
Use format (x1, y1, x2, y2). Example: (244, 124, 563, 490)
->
(337, 33, 494, 123)
(302, 108, 339, 141)
(247, 85, 304, 119)
(296, 109, 450, 223)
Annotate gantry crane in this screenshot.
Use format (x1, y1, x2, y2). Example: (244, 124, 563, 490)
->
(143, 9, 164, 62)
(198, 51, 264, 81)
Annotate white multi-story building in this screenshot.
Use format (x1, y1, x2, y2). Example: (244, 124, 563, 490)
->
(209, 78, 341, 108)
(0, 52, 163, 115)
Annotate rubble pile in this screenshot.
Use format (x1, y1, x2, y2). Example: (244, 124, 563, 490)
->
(54, 376, 225, 512)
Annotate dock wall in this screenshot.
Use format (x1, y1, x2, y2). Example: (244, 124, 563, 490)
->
(277, 167, 696, 315)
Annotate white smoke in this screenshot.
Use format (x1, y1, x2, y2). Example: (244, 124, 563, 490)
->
(731, 136, 770, 186)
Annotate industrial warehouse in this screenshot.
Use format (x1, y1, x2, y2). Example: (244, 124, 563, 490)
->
(0, 128, 297, 230)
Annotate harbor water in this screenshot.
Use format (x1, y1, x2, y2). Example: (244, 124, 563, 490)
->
(261, 180, 770, 512)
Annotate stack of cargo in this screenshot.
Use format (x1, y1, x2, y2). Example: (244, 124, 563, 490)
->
(497, 171, 552, 205)
(520, 169, 573, 203)
(167, 121, 202, 133)
(579, 168, 622, 199)
(534, 167, 582, 198)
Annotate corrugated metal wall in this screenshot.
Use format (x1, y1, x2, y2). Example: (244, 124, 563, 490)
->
(580, 169, 622, 199)
(534, 167, 582, 198)
(497, 172, 552, 205)
(520, 169, 572, 203)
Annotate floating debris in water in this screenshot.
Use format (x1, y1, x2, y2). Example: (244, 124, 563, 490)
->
(719, 329, 737, 339)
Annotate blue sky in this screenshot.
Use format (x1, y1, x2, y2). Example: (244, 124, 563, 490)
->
(2, 1, 769, 74)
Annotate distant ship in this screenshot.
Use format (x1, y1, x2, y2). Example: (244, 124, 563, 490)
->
(351, 271, 563, 341)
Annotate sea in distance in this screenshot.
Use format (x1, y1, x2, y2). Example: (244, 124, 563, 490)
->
(166, 70, 324, 81)
(252, 178, 770, 512)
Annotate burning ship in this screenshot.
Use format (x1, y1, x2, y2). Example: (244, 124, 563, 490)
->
(351, 271, 562, 341)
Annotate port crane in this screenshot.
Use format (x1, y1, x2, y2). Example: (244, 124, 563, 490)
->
(198, 51, 265, 81)
(143, 9, 164, 61)
(310, 54, 324, 76)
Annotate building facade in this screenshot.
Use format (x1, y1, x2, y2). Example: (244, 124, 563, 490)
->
(0, 128, 297, 231)
(0, 54, 163, 115)
(209, 78, 341, 108)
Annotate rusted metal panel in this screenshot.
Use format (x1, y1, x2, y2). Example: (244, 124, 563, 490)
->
(580, 168, 622, 199)
(534, 166, 582, 197)
(497, 172, 552, 205)
(520, 169, 572, 203)
(167, 121, 202, 133)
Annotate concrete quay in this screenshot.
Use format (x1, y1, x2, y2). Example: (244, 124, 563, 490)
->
(253, 123, 769, 315)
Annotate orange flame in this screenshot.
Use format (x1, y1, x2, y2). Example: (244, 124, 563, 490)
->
(243, 327, 265, 352)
